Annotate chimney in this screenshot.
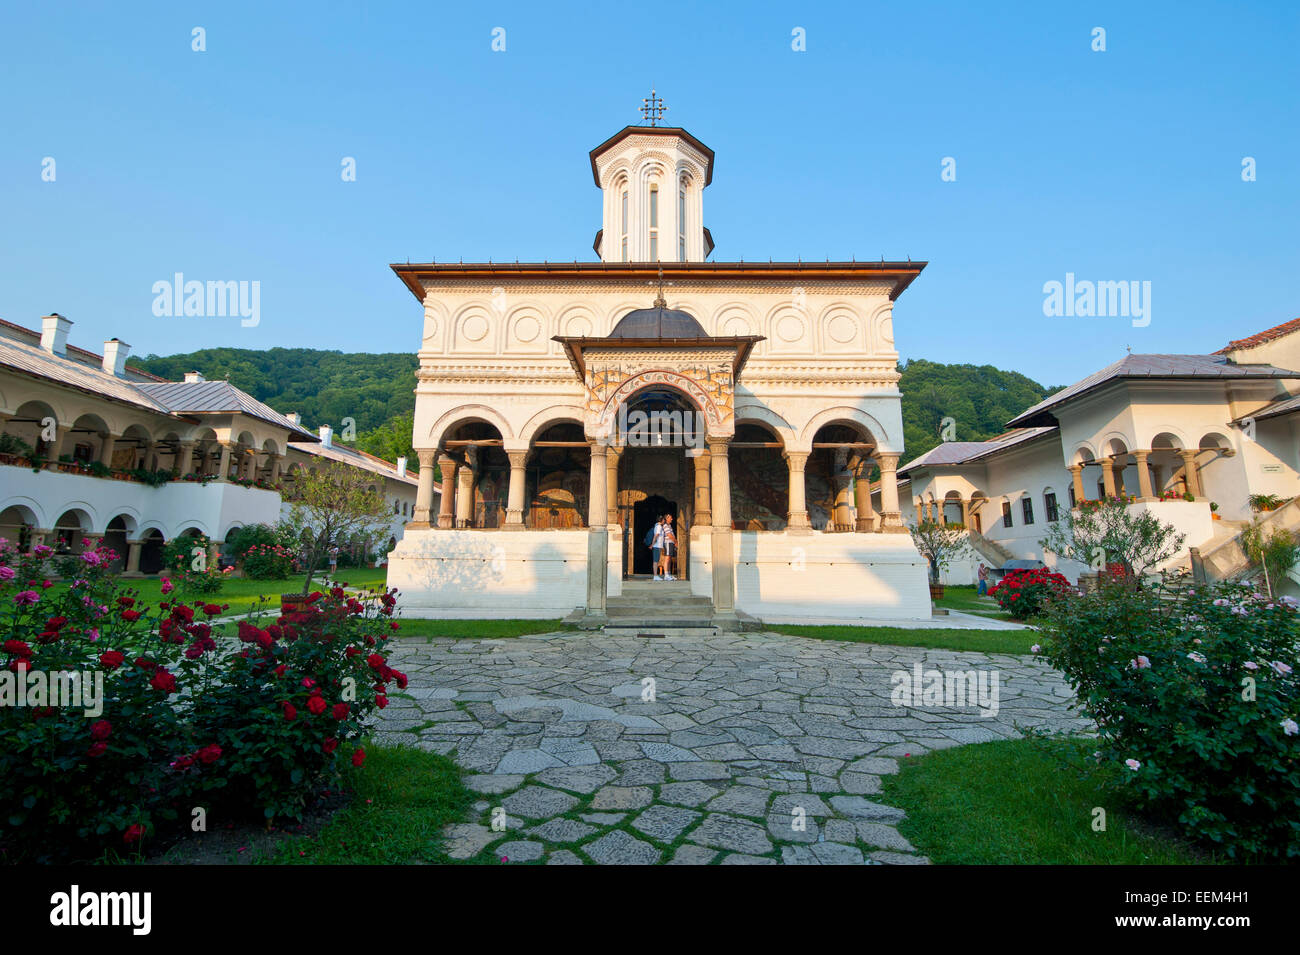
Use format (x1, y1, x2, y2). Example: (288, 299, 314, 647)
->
(183, 370, 206, 383)
(102, 338, 130, 377)
(40, 314, 72, 356)
(319, 425, 333, 448)
(396, 456, 408, 477)
(286, 412, 302, 426)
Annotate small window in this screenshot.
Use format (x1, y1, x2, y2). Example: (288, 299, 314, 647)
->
(1045, 492, 1059, 523)
(649, 185, 658, 228)
(394, 501, 399, 515)
(649, 234, 658, 261)
(621, 189, 628, 234)
(1067, 485, 1076, 508)
(621, 236, 627, 261)
(1022, 497, 1035, 525)
(1002, 502, 1013, 528)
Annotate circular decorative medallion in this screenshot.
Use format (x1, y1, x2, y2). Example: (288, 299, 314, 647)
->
(721, 314, 751, 337)
(514, 315, 541, 343)
(461, 314, 489, 342)
(828, 313, 857, 344)
(566, 314, 593, 337)
(776, 314, 804, 343)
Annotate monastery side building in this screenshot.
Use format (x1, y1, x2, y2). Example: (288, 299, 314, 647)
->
(889, 317, 1300, 589)
(388, 113, 933, 625)
(0, 315, 419, 571)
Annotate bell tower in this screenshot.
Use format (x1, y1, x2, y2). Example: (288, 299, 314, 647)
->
(590, 91, 715, 263)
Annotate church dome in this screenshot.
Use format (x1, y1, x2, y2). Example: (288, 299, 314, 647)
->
(607, 301, 708, 339)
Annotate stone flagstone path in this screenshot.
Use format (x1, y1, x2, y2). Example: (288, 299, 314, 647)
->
(371, 629, 1088, 864)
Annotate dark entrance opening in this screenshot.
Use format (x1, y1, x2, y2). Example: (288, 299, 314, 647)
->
(631, 494, 678, 577)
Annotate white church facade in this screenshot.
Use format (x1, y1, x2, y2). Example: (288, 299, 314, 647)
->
(387, 115, 933, 625)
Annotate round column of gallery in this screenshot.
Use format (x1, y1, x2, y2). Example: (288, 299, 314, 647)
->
(411, 449, 438, 526)
(586, 438, 609, 622)
(436, 454, 458, 528)
(709, 436, 737, 620)
(505, 449, 529, 530)
(877, 453, 905, 532)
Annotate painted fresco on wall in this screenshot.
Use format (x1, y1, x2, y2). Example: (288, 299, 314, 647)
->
(729, 450, 789, 530)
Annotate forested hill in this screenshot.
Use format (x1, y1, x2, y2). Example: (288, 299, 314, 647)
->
(898, 359, 1062, 464)
(134, 348, 1061, 467)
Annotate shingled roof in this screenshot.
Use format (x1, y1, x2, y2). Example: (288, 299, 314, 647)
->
(134, 381, 317, 439)
(899, 427, 1057, 475)
(1214, 317, 1300, 355)
(1007, 354, 1298, 428)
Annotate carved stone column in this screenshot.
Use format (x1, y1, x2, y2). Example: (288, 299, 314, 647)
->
(1134, 450, 1154, 501)
(1101, 458, 1117, 498)
(436, 455, 457, 528)
(960, 497, 971, 529)
(585, 442, 608, 618)
(709, 438, 736, 615)
(98, 433, 117, 468)
(832, 449, 853, 530)
(505, 450, 528, 529)
(411, 449, 438, 526)
(216, 443, 233, 482)
(878, 453, 904, 532)
(124, 539, 143, 576)
(784, 450, 811, 531)
(1179, 449, 1202, 498)
(693, 450, 712, 528)
(177, 440, 195, 476)
(455, 449, 477, 527)
(1068, 464, 1086, 504)
(853, 456, 876, 532)
(605, 447, 621, 526)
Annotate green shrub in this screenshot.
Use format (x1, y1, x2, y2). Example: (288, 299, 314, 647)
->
(241, 543, 294, 580)
(0, 536, 405, 861)
(1038, 580, 1300, 860)
(160, 535, 226, 595)
(988, 567, 1071, 619)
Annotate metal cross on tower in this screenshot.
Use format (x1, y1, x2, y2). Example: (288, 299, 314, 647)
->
(648, 265, 672, 306)
(640, 89, 667, 126)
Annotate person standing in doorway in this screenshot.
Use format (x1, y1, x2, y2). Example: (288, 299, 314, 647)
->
(650, 516, 665, 580)
(660, 513, 677, 580)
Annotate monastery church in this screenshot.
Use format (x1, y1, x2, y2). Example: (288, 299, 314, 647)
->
(387, 102, 933, 626)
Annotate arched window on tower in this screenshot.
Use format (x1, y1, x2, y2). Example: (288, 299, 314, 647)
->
(649, 184, 659, 261)
(678, 182, 687, 260)
(620, 187, 628, 261)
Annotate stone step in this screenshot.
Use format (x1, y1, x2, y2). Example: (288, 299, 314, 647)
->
(602, 626, 722, 639)
(608, 597, 715, 610)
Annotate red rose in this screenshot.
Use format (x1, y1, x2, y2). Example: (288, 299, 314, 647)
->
(123, 824, 145, 844)
(332, 702, 349, 720)
(307, 696, 327, 716)
(45, 616, 69, 631)
(4, 640, 32, 658)
(202, 603, 223, 616)
(116, 596, 135, 608)
(197, 744, 222, 765)
(375, 694, 388, 709)
(171, 604, 194, 623)
(87, 741, 108, 758)
(275, 664, 287, 677)
(150, 669, 177, 693)
(322, 737, 338, 754)
(367, 653, 385, 670)
(282, 702, 297, 721)
(351, 748, 365, 767)
(90, 720, 112, 740)
(121, 609, 141, 622)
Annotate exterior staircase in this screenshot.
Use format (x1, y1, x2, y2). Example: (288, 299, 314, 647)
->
(1191, 499, 1300, 588)
(967, 530, 1015, 568)
(565, 579, 764, 635)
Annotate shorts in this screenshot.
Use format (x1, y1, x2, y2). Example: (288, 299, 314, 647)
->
(664, 543, 676, 557)
(652, 547, 662, 563)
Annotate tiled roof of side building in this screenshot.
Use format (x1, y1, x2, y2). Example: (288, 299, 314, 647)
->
(0, 334, 178, 416)
(1213, 317, 1300, 355)
(899, 427, 1058, 474)
(288, 439, 418, 485)
(1236, 392, 1300, 424)
(135, 381, 318, 440)
(1007, 354, 1299, 428)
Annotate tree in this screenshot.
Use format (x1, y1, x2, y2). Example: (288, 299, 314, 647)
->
(282, 462, 392, 593)
(1039, 496, 1185, 579)
(908, 520, 973, 585)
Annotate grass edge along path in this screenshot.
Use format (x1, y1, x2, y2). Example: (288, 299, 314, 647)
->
(770, 624, 1037, 655)
(881, 736, 1216, 865)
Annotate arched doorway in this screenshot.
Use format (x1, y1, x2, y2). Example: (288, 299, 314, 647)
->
(139, 529, 165, 575)
(612, 387, 702, 579)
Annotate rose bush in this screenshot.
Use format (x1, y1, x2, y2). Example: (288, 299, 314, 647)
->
(988, 567, 1071, 619)
(1039, 579, 1300, 860)
(0, 537, 403, 861)
(240, 542, 294, 580)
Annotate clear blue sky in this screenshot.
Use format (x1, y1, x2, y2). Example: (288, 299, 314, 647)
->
(2, 1, 1296, 388)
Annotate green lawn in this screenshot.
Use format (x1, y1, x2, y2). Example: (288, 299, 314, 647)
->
(53, 566, 391, 616)
(266, 743, 477, 864)
(882, 737, 1216, 864)
(770, 624, 1037, 655)
(394, 617, 566, 640)
(934, 584, 1013, 620)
